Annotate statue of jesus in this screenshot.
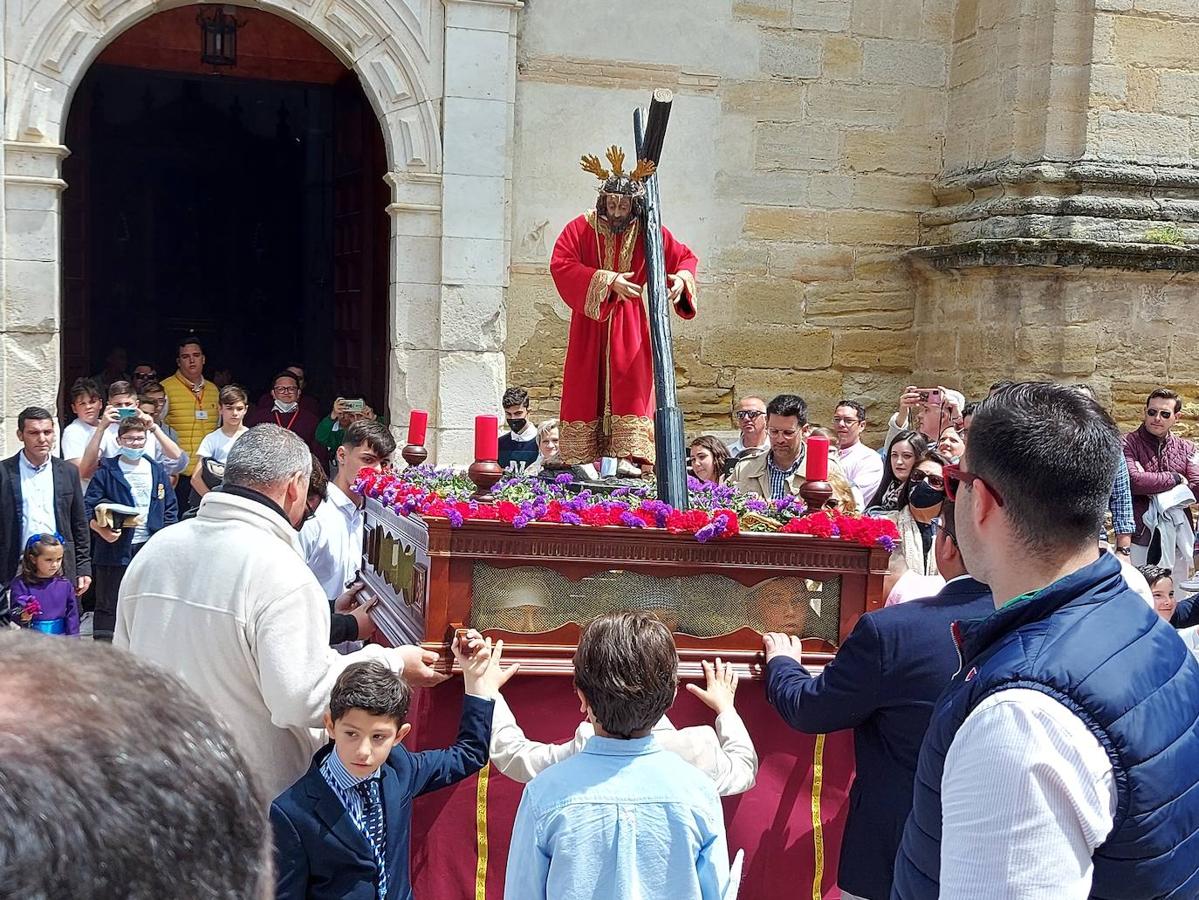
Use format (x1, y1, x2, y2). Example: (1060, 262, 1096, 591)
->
(549, 146, 699, 473)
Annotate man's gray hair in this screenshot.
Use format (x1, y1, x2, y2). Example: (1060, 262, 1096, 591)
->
(223, 424, 312, 489)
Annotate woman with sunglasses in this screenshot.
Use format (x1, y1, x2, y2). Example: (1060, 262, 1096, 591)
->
(883, 449, 950, 577)
(868, 430, 929, 512)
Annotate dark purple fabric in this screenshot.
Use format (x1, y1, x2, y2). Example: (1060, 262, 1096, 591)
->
(10, 575, 80, 636)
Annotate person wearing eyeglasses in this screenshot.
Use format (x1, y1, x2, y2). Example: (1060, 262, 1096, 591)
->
(1121, 388, 1199, 567)
(893, 383, 1199, 900)
(881, 450, 949, 578)
(763, 499, 991, 900)
(833, 399, 884, 502)
(727, 396, 769, 458)
(728, 394, 856, 508)
(248, 371, 322, 456)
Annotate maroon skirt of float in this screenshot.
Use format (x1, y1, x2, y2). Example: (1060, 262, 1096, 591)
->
(362, 502, 887, 899)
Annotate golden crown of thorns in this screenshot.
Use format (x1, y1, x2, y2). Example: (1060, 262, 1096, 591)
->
(580, 145, 656, 183)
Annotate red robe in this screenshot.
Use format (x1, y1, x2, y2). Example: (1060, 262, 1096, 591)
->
(550, 210, 699, 464)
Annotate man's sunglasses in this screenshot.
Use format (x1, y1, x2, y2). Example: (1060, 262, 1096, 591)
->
(1147, 409, 1174, 419)
(909, 468, 945, 490)
(943, 463, 1005, 507)
(734, 410, 764, 421)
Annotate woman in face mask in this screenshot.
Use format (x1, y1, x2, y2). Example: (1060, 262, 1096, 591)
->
(882, 449, 949, 577)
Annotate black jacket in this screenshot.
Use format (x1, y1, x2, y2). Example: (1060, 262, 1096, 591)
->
(0, 454, 92, 584)
(766, 576, 994, 900)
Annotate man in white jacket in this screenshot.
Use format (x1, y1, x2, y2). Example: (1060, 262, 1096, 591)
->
(115, 424, 443, 800)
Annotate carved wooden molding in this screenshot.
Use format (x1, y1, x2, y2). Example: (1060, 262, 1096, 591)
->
(426, 518, 891, 575)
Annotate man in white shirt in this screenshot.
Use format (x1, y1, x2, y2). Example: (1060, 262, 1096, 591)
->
(1, 407, 92, 595)
(726, 395, 768, 458)
(832, 399, 884, 505)
(300, 419, 396, 603)
(891, 383, 1199, 899)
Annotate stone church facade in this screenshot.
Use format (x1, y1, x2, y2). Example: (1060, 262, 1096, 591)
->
(2, 0, 1198, 459)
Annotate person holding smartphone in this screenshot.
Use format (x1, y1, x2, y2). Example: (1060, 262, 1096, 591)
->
(78, 381, 185, 482)
(885, 384, 965, 449)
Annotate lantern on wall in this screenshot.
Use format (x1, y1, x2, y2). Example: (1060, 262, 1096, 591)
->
(197, 6, 241, 67)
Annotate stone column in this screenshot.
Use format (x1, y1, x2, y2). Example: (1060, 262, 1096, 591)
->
(436, 0, 522, 463)
(387, 170, 446, 458)
(2, 142, 68, 449)
(909, 0, 1199, 418)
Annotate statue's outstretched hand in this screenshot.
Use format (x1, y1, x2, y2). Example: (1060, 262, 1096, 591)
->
(667, 273, 684, 302)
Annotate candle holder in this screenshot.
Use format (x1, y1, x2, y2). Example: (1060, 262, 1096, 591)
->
(799, 479, 835, 512)
(401, 444, 428, 468)
(468, 459, 504, 500)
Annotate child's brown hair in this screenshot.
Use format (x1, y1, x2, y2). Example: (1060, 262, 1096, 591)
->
(20, 533, 65, 583)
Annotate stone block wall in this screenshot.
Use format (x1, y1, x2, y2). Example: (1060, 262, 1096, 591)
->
(505, 0, 951, 446)
(911, 262, 1199, 440)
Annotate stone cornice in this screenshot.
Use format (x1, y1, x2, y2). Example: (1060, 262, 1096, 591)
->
(921, 159, 1199, 253)
(908, 238, 1199, 273)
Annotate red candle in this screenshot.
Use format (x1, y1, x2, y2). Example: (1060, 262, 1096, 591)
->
(474, 415, 499, 461)
(407, 409, 428, 446)
(806, 434, 830, 482)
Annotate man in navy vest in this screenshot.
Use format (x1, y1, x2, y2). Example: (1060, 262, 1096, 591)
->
(763, 500, 993, 900)
(892, 382, 1199, 899)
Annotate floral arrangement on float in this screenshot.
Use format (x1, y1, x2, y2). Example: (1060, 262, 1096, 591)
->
(353, 465, 898, 550)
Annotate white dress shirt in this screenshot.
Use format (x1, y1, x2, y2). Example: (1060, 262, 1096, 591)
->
(489, 694, 758, 797)
(940, 689, 1117, 899)
(299, 481, 365, 600)
(839, 439, 885, 506)
(18, 452, 57, 545)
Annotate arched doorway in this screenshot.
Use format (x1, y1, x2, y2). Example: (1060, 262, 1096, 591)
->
(60, 4, 390, 411)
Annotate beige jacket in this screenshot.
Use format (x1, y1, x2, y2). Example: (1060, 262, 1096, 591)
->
(729, 449, 858, 511)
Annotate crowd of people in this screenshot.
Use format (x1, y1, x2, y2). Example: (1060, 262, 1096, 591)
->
(3, 340, 1199, 899)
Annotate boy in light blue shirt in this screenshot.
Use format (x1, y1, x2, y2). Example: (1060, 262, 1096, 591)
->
(504, 611, 731, 900)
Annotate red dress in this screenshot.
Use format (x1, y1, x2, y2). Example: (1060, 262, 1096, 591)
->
(550, 210, 699, 464)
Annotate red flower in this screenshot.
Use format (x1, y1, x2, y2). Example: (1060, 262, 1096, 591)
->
(713, 509, 741, 538)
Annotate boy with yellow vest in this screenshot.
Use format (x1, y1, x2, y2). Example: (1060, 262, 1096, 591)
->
(163, 338, 219, 509)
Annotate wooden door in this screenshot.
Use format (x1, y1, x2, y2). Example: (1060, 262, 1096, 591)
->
(331, 74, 390, 407)
(59, 78, 95, 415)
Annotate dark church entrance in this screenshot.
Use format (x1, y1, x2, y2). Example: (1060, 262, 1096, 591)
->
(61, 6, 390, 415)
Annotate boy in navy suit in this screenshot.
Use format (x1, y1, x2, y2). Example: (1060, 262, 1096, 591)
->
(270, 632, 514, 900)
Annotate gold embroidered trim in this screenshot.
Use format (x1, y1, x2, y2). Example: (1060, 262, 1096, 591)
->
(585, 269, 616, 321)
(607, 413, 655, 463)
(617, 221, 639, 273)
(559, 414, 655, 464)
(559, 419, 602, 465)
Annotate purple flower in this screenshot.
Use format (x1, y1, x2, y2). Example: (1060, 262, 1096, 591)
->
(555, 472, 574, 485)
(694, 523, 717, 542)
(561, 511, 583, 526)
(619, 511, 646, 528)
(878, 535, 896, 552)
(513, 514, 531, 529)
(446, 509, 465, 528)
(745, 497, 768, 513)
